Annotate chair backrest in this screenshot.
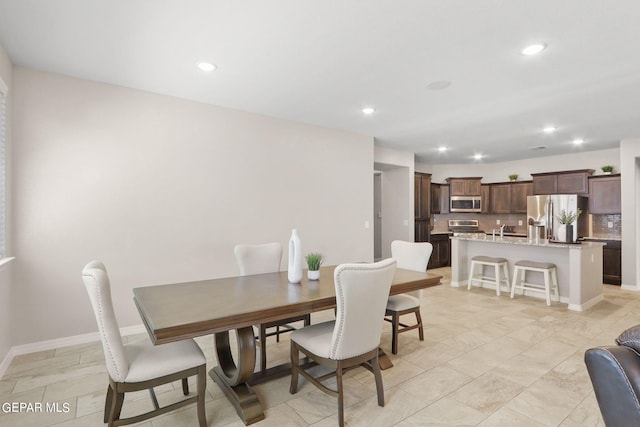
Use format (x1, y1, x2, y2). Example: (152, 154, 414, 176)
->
(391, 240, 433, 299)
(330, 258, 396, 360)
(82, 261, 128, 382)
(234, 242, 282, 276)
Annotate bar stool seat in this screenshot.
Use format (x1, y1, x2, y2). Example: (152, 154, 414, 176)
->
(510, 260, 559, 306)
(468, 256, 510, 296)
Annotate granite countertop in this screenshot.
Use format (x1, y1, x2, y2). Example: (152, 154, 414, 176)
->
(451, 234, 606, 249)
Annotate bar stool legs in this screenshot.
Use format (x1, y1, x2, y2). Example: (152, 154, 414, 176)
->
(468, 256, 510, 296)
(510, 260, 559, 306)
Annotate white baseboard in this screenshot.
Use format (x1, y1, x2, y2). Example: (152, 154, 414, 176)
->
(621, 283, 639, 292)
(568, 294, 604, 312)
(0, 324, 146, 379)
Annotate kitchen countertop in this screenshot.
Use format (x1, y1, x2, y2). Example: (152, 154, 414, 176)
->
(451, 234, 606, 249)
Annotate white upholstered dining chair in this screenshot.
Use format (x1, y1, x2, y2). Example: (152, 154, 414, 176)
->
(234, 242, 311, 372)
(82, 261, 207, 427)
(289, 258, 397, 427)
(385, 240, 433, 354)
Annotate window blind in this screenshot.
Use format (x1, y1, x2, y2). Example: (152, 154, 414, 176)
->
(0, 78, 6, 259)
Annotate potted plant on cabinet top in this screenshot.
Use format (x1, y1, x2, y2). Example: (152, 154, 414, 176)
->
(509, 174, 518, 181)
(556, 209, 582, 243)
(601, 165, 614, 174)
(305, 253, 323, 280)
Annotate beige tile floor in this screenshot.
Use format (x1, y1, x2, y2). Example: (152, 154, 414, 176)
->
(1, 266, 633, 426)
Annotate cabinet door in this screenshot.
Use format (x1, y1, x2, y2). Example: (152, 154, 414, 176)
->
(490, 184, 511, 214)
(431, 184, 441, 214)
(533, 175, 557, 194)
(603, 242, 621, 285)
(481, 185, 491, 213)
(438, 237, 451, 267)
(511, 182, 532, 213)
(414, 175, 421, 218)
(440, 185, 450, 214)
(589, 176, 621, 214)
(466, 180, 481, 196)
(449, 180, 467, 196)
(415, 220, 430, 242)
(414, 174, 431, 219)
(557, 172, 589, 194)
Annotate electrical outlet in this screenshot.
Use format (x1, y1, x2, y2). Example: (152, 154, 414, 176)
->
(403, 219, 409, 226)
(365, 221, 370, 229)
(608, 221, 614, 228)
(518, 220, 523, 226)
(496, 219, 501, 225)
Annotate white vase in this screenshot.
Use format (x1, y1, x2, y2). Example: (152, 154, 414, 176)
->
(288, 229, 303, 284)
(308, 270, 320, 280)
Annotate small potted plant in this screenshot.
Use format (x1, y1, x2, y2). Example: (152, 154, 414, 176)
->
(305, 253, 323, 280)
(509, 174, 518, 181)
(601, 165, 614, 175)
(556, 209, 582, 243)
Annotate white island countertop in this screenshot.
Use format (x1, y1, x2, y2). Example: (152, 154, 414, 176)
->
(450, 235, 605, 311)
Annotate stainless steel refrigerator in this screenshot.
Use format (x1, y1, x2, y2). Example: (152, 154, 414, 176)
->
(527, 195, 588, 242)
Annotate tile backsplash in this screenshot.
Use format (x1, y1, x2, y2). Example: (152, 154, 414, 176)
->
(590, 213, 622, 239)
(434, 212, 623, 240)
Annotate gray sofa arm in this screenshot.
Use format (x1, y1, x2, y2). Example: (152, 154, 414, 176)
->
(585, 345, 640, 426)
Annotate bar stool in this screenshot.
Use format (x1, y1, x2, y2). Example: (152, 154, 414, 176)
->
(468, 256, 510, 296)
(510, 260, 559, 306)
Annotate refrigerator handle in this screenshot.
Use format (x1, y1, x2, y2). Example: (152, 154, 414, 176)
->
(547, 200, 553, 240)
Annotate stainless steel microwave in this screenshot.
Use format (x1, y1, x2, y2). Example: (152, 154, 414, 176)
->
(450, 196, 482, 212)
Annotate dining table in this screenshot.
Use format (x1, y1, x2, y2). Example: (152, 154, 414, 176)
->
(133, 264, 442, 425)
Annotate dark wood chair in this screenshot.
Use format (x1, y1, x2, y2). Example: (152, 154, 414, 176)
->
(82, 261, 207, 427)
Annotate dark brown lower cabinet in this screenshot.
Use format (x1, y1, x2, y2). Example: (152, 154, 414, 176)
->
(603, 241, 622, 285)
(583, 239, 621, 285)
(428, 233, 451, 269)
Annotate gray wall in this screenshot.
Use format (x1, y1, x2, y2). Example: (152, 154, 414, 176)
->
(10, 68, 374, 345)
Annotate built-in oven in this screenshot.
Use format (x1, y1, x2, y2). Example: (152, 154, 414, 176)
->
(450, 196, 482, 212)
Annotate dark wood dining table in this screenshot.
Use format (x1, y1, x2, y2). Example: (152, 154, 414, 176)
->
(133, 265, 442, 425)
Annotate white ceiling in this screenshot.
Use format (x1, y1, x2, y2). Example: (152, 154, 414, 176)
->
(0, 0, 636, 163)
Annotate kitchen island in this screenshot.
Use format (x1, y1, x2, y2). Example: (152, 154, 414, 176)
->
(451, 235, 606, 311)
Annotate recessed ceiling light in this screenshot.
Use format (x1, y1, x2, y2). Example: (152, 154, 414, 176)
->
(473, 153, 483, 160)
(427, 81, 452, 90)
(362, 107, 375, 115)
(438, 146, 448, 153)
(198, 62, 217, 72)
(543, 126, 557, 134)
(573, 138, 584, 145)
(521, 43, 547, 56)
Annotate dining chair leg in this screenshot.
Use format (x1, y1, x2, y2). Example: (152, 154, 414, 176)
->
(276, 325, 280, 343)
(181, 378, 189, 396)
(304, 314, 311, 326)
(197, 365, 207, 427)
(104, 384, 113, 423)
(415, 309, 424, 341)
(149, 387, 160, 410)
(260, 324, 267, 372)
(372, 354, 384, 407)
(108, 390, 125, 426)
(391, 313, 400, 354)
(337, 361, 345, 427)
(289, 342, 299, 394)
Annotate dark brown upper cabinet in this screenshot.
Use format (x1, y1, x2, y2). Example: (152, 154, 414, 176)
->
(446, 177, 482, 196)
(589, 174, 621, 214)
(532, 170, 594, 195)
